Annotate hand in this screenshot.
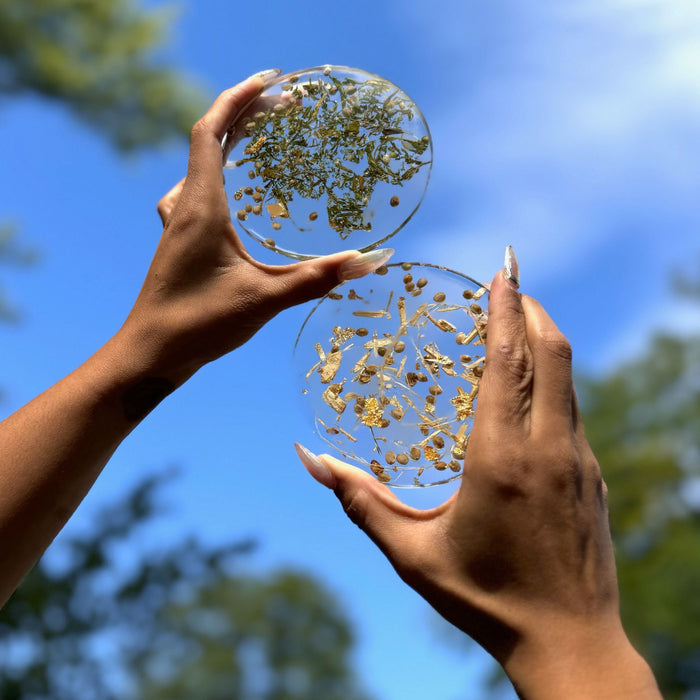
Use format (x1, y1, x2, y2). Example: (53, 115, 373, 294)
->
(122, 71, 393, 384)
(295, 253, 661, 698)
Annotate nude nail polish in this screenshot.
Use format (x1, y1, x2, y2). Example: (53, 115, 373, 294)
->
(338, 248, 395, 281)
(503, 245, 520, 288)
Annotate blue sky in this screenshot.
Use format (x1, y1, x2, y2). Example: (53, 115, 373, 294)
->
(2, 1, 700, 698)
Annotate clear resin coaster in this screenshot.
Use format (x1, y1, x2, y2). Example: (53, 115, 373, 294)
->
(294, 263, 488, 487)
(223, 66, 432, 260)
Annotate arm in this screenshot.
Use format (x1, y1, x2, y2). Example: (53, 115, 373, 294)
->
(0, 71, 393, 607)
(295, 250, 661, 699)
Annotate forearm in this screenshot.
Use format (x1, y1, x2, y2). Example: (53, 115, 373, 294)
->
(0, 324, 188, 606)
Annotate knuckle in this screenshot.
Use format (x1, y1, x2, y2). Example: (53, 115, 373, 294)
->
(338, 486, 370, 532)
(541, 331, 573, 363)
(189, 117, 210, 143)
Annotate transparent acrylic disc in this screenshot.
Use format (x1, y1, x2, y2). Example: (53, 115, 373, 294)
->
(293, 263, 488, 488)
(223, 66, 432, 260)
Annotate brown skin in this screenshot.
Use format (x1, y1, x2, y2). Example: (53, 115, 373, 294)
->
(304, 272, 661, 699)
(0, 75, 384, 607)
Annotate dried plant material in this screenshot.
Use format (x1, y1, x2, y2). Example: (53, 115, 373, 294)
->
(319, 349, 342, 384)
(224, 66, 432, 259)
(322, 385, 346, 414)
(295, 262, 488, 488)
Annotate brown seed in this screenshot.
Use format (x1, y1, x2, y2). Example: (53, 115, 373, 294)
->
(403, 273, 413, 284)
(243, 186, 254, 195)
(401, 262, 413, 271)
(455, 332, 468, 345)
(429, 385, 442, 395)
(433, 291, 446, 302)
(432, 436, 445, 449)
(394, 341, 405, 353)
(409, 446, 421, 460)
(434, 461, 447, 471)
(390, 408, 404, 420)
(353, 403, 364, 415)
(252, 192, 263, 202)
(411, 288, 422, 297)
(236, 210, 247, 221)
(405, 372, 418, 387)
(460, 354, 472, 363)
(264, 238, 275, 248)
(378, 472, 392, 483)
(419, 423, 430, 436)
(470, 304, 483, 315)
(385, 451, 397, 465)
(377, 347, 387, 357)
(416, 372, 428, 382)
(404, 282, 415, 292)
(375, 265, 389, 275)
(449, 460, 462, 472)
(390, 195, 400, 207)
(233, 189, 244, 201)
(356, 327, 369, 337)
(416, 277, 428, 288)
(379, 418, 391, 428)
(272, 222, 282, 230)
(255, 185, 265, 193)
(248, 170, 256, 179)
(252, 204, 263, 215)
(244, 203, 253, 213)
(462, 289, 474, 299)
(396, 453, 409, 465)
(425, 395, 436, 405)
(370, 460, 384, 475)
(473, 366, 484, 378)
(309, 211, 319, 221)
(451, 446, 465, 460)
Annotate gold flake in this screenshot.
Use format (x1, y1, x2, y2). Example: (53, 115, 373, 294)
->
(319, 349, 342, 383)
(360, 396, 384, 427)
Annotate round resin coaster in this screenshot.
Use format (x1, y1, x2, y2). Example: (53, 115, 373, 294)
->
(223, 66, 432, 260)
(293, 263, 488, 488)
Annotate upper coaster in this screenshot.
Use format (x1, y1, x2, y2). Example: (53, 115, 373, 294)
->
(223, 66, 432, 260)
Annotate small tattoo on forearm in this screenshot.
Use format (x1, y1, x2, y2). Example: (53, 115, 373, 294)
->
(122, 377, 175, 422)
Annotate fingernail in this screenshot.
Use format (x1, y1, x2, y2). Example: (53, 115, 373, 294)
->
(294, 443, 337, 489)
(338, 248, 394, 281)
(503, 245, 520, 288)
(248, 68, 282, 89)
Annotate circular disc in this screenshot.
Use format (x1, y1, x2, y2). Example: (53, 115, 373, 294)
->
(223, 66, 432, 260)
(293, 263, 489, 488)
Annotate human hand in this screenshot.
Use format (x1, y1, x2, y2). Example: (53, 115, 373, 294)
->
(121, 70, 393, 384)
(295, 249, 660, 698)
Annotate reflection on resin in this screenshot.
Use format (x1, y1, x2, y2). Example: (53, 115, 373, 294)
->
(223, 66, 432, 259)
(294, 263, 488, 488)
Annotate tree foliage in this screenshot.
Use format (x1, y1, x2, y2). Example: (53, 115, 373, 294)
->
(0, 0, 207, 151)
(580, 285, 700, 698)
(0, 473, 372, 700)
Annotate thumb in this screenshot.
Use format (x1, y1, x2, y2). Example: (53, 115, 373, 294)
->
(266, 248, 394, 311)
(293, 443, 438, 567)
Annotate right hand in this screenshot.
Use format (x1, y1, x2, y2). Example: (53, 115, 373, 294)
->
(297, 265, 661, 699)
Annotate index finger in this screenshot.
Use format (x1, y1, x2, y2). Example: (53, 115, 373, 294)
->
(183, 73, 271, 201)
(474, 256, 533, 432)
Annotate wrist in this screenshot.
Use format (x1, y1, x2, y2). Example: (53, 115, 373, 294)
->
(503, 618, 660, 700)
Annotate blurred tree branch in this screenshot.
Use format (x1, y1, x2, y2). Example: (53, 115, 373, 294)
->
(0, 0, 208, 151)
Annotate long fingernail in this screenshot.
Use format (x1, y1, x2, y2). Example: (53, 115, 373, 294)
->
(503, 245, 520, 288)
(338, 248, 394, 281)
(294, 443, 337, 489)
(248, 68, 282, 89)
